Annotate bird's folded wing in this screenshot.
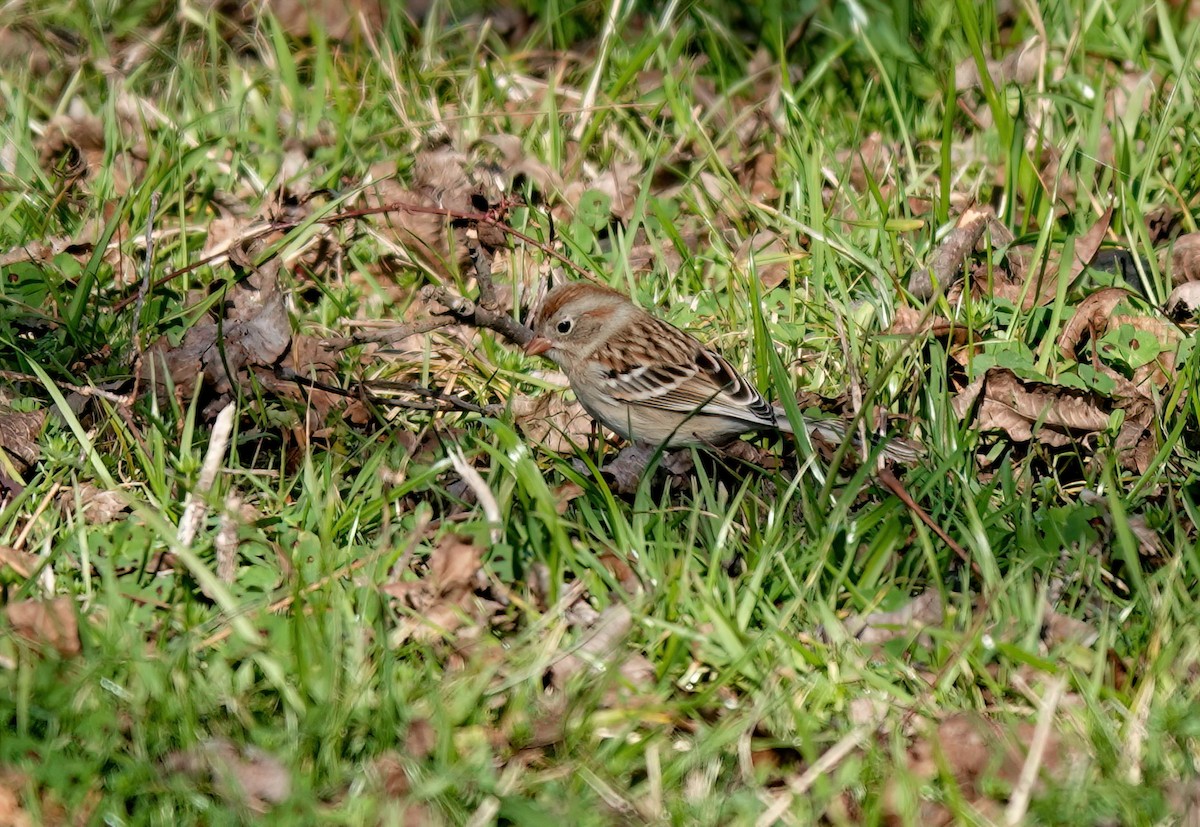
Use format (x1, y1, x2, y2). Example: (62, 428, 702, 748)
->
(598, 346, 777, 428)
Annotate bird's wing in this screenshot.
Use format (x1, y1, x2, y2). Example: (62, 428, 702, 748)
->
(591, 319, 777, 429)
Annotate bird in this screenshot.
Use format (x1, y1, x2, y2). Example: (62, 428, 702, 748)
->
(523, 281, 919, 462)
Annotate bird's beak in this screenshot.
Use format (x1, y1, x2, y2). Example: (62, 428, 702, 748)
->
(524, 336, 552, 357)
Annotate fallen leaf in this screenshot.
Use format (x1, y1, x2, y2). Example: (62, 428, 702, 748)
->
(164, 738, 291, 813)
(842, 592, 944, 645)
(0, 767, 31, 827)
(993, 206, 1113, 310)
(0, 409, 46, 470)
(382, 533, 488, 643)
(953, 368, 1113, 447)
(1041, 607, 1098, 648)
(1163, 232, 1200, 284)
(954, 37, 1045, 92)
(551, 481, 585, 515)
(6, 597, 81, 657)
(35, 111, 147, 197)
(1167, 281, 1200, 321)
(886, 710, 1076, 827)
(736, 231, 793, 290)
(141, 250, 293, 419)
(512, 391, 597, 454)
(59, 483, 128, 524)
(0, 546, 38, 580)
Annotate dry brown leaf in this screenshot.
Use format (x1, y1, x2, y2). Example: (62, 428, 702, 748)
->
(0, 546, 38, 580)
(886, 711, 1075, 827)
(366, 753, 437, 825)
(0, 767, 31, 827)
(954, 37, 1045, 92)
(993, 206, 1113, 309)
(1057, 287, 1137, 361)
(597, 552, 641, 594)
(1146, 206, 1182, 246)
(1105, 70, 1156, 121)
(953, 368, 1112, 447)
(1058, 287, 1181, 396)
(550, 605, 652, 690)
(1167, 281, 1200, 321)
(1042, 607, 1098, 648)
(837, 132, 894, 193)
(200, 0, 391, 40)
(561, 161, 642, 224)
(0, 409, 45, 470)
(736, 231, 792, 290)
(0, 234, 96, 269)
(886, 306, 970, 344)
(58, 482, 128, 524)
(382, 533, 487, 642)
(596, 443, 696, 497)
(164, 738, 291, 813)
(36, 112, 147, 197)
(477, 133, 565, 197)
(551, 481, 585, 515)
(429, 534, 481, 596)
(738, 150, 780, 202)
(1163, 232, 1200, 285)
(512, 391, 596, 454)
(6, 596, 80, 657)
(843, 592, 943, 645)
(141, 252, 292, 419)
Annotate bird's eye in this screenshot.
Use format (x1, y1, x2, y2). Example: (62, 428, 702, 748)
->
(556, 318, 573, 334)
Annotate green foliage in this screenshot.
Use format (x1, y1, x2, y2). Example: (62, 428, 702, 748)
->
(1, 0, 1199, 823)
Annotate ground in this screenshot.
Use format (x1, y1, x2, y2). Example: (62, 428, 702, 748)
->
(1, 1, 1199, 825)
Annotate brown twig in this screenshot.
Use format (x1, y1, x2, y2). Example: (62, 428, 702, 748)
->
(109, 198, 589, 313)
(468, 236, 500, 311)
(277, 367, 497, 416)
(876, 465, 980, 577)
(420, 285, 535, 348)
(320, 318, 452, 350)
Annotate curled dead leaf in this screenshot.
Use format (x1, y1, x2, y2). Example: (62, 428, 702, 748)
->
(737, 231, 793, 290)
(954, 37, 1045, 92)
(886, 306, 970, 344)
(0, 409, 45, 470)
(164, 738, 291, 813)
(382, 533, 488, 643)
(6, 596, 81, 657)
(59, 483, 128, 524)
(842, 591, 944, 645)
(953, 368, 1112, 446)
(512, 391, 596, 454)
(36, 112, 147, 196)
(1167, 281, 1200, 321)
(1163, 232, 1200, 285)
(141, 253, 292, 419)
(992, 207, 1113, 310)
(1057, 288, 1134, 361)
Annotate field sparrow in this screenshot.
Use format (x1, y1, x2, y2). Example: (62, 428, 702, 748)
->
(524, 282, 919, 462)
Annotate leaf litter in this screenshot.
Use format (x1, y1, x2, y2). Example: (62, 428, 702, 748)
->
(1, 10, 1198, 821)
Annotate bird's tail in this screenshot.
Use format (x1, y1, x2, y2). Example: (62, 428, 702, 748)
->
(774, 411, 923, 465)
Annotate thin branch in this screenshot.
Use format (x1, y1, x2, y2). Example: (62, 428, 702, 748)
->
(468, 236, 499, 311)
(877, 465, 979, 576)
(321, 318, 452, 350)
(420, 285, 535, 348)
(277, 367, 498, 416)
(130, 192, 160, 351)
(110, 198, 589, 312)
